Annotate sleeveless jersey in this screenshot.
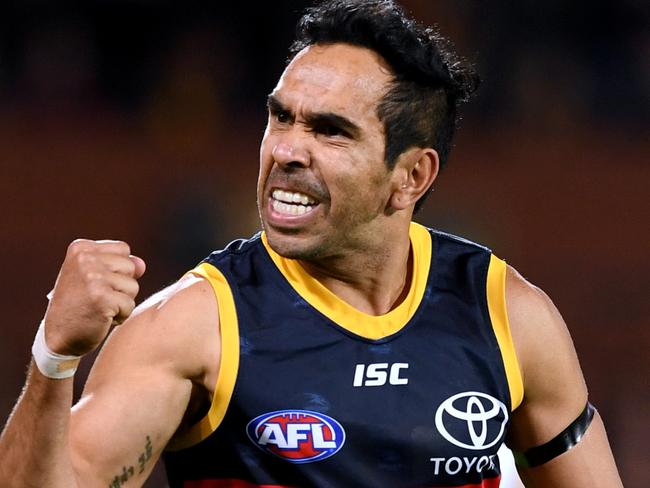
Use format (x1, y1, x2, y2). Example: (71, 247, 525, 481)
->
(163, 222, 523, 488)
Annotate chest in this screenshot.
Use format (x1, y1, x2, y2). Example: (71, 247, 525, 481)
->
(226, 298, 510, 486)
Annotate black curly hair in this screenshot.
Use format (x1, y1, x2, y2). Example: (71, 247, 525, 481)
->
(289, 0, 479, 211)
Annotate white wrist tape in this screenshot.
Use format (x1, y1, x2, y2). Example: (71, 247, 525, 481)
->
(31, 320, 81, 379)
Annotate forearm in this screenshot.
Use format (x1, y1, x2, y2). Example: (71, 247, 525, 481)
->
(0, 361, 79, 488)
(0, 240, 147, 487)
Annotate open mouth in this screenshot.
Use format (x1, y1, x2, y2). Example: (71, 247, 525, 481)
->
(271, 189, 318, 216)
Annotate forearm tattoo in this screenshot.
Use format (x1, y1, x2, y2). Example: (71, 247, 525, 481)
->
(108, 435, 153, 487)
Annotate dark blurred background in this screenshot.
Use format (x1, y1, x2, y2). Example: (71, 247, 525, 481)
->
(0, 1, 648, 486)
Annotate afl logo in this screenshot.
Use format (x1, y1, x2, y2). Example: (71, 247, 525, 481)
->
(435, 391, 508, 450)
(246, 410, 346, 463)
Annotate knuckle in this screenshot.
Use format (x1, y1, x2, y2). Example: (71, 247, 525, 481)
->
(68, 239, 90, 255)
(87, 282, 108, 303)
(99, 240, 130, 255)
(83, 269, 103, 284)
(76, 250, 97, 267)
(121, 242, 132, 256)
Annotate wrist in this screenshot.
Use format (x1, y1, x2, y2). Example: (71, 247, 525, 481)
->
(31, 320, 81, 379)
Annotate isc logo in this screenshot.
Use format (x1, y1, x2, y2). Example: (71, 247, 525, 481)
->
(353, 362, 409, 387)
(246, 410, 346, 463)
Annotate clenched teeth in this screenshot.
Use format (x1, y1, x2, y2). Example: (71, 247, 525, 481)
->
(272, 189, 316, 205)
(272, 200, 314, 216)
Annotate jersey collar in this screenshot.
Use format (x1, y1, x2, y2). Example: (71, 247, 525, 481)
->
(261, 222, 432, 340)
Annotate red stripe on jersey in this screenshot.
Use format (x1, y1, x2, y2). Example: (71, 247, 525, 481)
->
(436, 476, 501, 488)
(183, 480, 295, 488)
(183, 476, 501, 488)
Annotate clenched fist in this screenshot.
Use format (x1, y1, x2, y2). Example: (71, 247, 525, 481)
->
(43, 239, 146, 357)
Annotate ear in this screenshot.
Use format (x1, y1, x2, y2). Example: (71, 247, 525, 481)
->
(389, 148, 439, 211)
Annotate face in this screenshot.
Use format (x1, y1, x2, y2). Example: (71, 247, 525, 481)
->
(257, 43, 399, 260)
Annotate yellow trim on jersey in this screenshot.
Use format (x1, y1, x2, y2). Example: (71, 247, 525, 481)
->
(487, 254, 524, 411)
(165, 263, 240, 451)
(261, 222, 432, 340)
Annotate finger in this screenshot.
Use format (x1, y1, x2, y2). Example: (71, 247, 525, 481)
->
(130, 255, 146, 279)
(67, 239, 131, 258)
(105, 272, 140, 299)
(86, 253, 145, 279)
(93, 240, 131, 256)
(111, 292, 137, 325)
(99, 254, 138, 276)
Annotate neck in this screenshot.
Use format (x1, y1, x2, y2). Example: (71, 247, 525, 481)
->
(299, 222, 413, 316)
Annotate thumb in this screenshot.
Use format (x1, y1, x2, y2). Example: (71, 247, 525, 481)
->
(129, 255, 147, 279)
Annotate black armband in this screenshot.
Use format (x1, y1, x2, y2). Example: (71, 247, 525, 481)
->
(513, 401, 595, 468)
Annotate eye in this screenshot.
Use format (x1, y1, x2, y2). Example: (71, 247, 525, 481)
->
(276, 111, 291, 123)
(316, 124, 348, 138)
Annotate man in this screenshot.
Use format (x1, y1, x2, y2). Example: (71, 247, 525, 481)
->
(0, 1, 622, 487)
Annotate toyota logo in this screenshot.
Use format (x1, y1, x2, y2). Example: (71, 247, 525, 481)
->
(434, 391, 508, 450)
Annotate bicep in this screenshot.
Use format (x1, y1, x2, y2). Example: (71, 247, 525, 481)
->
(69, 277, 219, 487)
(506, 267, 587, 449)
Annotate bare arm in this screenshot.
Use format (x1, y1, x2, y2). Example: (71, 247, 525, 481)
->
(505, 265, 622, 487)
(0, 366, 78, 487)
(0, 240, 220, 487)
(70, 275, 219, 486)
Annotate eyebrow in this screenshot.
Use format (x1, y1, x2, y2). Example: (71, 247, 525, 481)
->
(266, 94, 362, 139)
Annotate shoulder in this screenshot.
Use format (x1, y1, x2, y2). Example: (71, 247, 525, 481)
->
(421, 225, 491, 254)
(504, 265, 581, 387)
(135, 272, 217, 325)
(203, 233, 264, 266)
(505, 265, 574, 365)
(93, 271, 220, 384)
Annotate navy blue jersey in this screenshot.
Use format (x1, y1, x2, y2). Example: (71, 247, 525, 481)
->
(163, 223, 523, 488)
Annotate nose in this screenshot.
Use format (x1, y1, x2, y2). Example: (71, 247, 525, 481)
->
(271, 141, 310, 169)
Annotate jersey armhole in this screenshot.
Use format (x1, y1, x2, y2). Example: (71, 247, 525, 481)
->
(487, 254, 524, 411)
(165, 262, 240, 451)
